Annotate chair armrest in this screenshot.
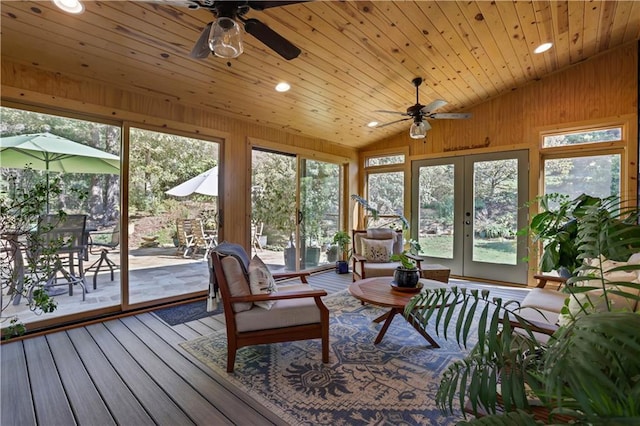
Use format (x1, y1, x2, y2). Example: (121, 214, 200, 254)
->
(508, 317, 558, 336)
(352, 253, 366, 262)
(273, 271, 311, 283)
(533, 274, 567, 289)
(406, 253, 424, 268)
(229, 289, 327, 303)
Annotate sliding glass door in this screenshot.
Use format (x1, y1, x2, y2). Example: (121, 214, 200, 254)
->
(127, 128, 220, 305)
(252, 148, 342, 272)
(412, 151, 529, 284)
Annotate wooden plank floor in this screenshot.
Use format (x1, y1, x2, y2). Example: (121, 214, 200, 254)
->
(1, 271, 527, 426)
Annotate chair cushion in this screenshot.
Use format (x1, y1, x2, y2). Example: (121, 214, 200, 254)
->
(234, 284, 322, 332)
(510, 306, 560, 344)
(357, 262, 401, 278)
(220, 256, 253, 313)
(558, 286, 640, 326)
(361, 238, 394, 262)
(521, 288, 567, 313)
(248, 255, 278, 310)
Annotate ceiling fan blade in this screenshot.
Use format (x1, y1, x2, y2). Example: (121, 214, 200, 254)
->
(243, 18, 301, 60)
(429, 113, 472, 119)
(374, 110, 408, 116)
(189, 22, 213, 59)
(422, 120, 432, 131)
(248, 1, 309, 11)
(420, 99, 448, 113)
(376, 118, 411, 128)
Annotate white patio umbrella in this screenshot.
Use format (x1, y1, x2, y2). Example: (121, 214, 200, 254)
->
(165, 166, 218, 197)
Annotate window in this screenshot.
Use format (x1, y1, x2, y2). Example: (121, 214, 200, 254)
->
(541, 124, 626, 202)
(365, 154, 404, 167)
(542, 127, 622, 148)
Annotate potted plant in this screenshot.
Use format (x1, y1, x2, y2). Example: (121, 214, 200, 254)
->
(390, 251, 420, 287)
(326, 244, 339, 263)
(332, 230, 351, 274)
(524, 193, 640, 276)
(406, 195, 640, 424)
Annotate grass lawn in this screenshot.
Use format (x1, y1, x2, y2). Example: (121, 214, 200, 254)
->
(421, 235, 517, 265)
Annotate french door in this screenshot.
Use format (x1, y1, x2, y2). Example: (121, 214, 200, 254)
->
(411, 151, 529, 284)
(251, 149, 341, 272)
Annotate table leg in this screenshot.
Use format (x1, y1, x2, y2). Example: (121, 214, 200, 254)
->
(374, 308, 401, 344)
(406, 314, 440, 348)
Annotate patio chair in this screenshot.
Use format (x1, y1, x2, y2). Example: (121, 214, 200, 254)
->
(85, 223, 120, 289)
(192, 218, 216, 259)
(351, 228, 423, 281)
(28, 214, 88, 301)
(176, 218, 195, 257)
(251, 222, 264, 251)
(210, 242, 330, 372)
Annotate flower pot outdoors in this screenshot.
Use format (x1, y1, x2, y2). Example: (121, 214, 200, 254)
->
(336, 260, 349, 274)
(393, 267, 419, 287)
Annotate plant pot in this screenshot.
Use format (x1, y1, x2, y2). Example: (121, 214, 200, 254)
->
(305, 247, 321, 267)
(336, 260, 349, 274)
(393, 267, 419, 287)
(284, 247, 298, 271)
(327, 246, 338, 263)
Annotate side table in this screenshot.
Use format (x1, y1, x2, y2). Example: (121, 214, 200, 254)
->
(421, 264, 450, 283)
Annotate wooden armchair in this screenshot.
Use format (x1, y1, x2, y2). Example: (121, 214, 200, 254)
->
(351, 228, 422, 281)
(211, 242, 330, 372)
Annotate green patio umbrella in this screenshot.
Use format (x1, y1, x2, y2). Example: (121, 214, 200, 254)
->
(0, 132, 120, 211)
(0, 132, 120, 173)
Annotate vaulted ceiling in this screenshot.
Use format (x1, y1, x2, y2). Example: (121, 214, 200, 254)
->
(1, 1, 639, 149)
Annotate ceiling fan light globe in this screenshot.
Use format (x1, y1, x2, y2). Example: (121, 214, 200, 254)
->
(409, 121, 427, 139)
(209, 17, 244, 58)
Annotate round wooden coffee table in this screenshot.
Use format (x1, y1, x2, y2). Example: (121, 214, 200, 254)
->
(348, 276, 447, 346)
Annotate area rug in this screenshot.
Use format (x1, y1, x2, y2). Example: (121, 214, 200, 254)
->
(154, 300, 223, 326)
(180, 291, 472, 425)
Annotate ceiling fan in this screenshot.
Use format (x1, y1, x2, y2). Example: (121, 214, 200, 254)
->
(166, 1, 306, 60)
(375, 77, 472, 139)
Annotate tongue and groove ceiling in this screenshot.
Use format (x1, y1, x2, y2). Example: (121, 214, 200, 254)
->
(1, 1, 639, 148)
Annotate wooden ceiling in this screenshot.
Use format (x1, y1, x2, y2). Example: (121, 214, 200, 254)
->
(1, 1, 639, 149)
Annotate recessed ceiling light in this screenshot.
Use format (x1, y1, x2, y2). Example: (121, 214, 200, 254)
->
(534, 42, 553, 54)
(52, 0, 84, 14)
(275, 82, 290, 92)
(367, 121, 378, 128)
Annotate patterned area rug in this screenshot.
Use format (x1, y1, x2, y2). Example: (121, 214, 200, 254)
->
(180, 291, 471, 425)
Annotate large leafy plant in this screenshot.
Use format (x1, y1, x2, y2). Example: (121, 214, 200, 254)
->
(406, 195, 640, 424)
(1, 170, 68, 338)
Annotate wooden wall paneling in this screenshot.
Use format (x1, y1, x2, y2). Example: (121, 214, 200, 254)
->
(366, 42, 637, 158)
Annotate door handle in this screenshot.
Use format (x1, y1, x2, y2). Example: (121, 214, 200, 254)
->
(297, 210, 303, 225)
